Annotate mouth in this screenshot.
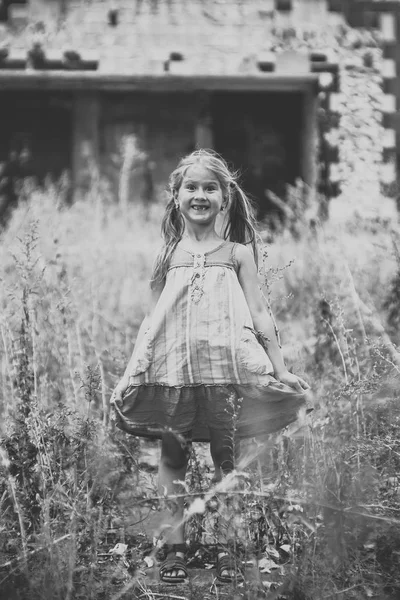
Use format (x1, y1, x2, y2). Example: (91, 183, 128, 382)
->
(191, 204, 209, 212)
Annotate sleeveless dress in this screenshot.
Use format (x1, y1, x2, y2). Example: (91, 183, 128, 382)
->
(113, 241, 310, 442)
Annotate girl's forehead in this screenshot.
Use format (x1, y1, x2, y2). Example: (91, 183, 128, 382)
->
(182, 164, 220, 183)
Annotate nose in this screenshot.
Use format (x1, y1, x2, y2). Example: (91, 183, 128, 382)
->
(194, 188, 206, 200)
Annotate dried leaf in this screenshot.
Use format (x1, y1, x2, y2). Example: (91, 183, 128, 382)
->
(363, 543, 376, 551)
(258, 557, 279, 573)
(109, 543, 128, 556)
(266, 547, 280, 560)
(143, 556, 154, 568)
(263, 581, 278, 591)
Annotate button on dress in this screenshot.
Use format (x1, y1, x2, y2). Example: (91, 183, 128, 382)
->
(113, 241, 310, 441)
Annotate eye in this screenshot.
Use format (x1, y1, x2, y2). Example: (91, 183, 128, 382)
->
(207, 186, 217, 192)
(185, 184, 195, 191)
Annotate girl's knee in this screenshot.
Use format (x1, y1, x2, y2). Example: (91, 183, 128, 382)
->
(161, 432, 190, 470)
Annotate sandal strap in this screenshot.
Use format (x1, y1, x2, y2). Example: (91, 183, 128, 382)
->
(159, 552, 188, 581)
(160, 555, 188, 572)
(216, 553, 244, 582)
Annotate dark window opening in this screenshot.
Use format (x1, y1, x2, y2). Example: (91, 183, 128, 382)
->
(0, 91, 72, 220)
(0, 0, 28, 23)
(211, 91, 303, 219)
(0, 91, 72, 180)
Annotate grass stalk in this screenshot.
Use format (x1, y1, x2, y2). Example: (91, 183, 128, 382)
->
(321, 317, 349, 383)
(6, 472, 29, 577)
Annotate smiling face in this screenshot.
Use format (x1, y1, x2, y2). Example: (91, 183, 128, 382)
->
(175, 164, 225, 227)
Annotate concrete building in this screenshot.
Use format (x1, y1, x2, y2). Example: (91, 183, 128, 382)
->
(0, 0, 394, 213)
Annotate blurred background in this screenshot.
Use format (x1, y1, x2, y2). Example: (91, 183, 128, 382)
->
(0, 0, 397, 222)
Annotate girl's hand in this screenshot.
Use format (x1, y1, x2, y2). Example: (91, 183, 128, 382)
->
(110, 377, 129, 406)
(275, 370, 310, 394)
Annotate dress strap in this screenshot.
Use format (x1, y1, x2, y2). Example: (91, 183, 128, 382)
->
(230, 242, 239, 272)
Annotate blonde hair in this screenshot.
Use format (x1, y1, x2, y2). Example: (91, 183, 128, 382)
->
(151, 149, 258, 287)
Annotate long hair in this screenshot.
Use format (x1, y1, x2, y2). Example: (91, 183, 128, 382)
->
(151, 149, 258, 287)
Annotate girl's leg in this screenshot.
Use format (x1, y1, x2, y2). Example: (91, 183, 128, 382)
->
(158, 431, 190, 580)
(209, 428, 242, 580)
(209, 428, 237, 482)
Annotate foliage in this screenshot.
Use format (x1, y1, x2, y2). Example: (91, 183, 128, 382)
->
(0, 178, 399, 599)
(0, 2, 397, 597)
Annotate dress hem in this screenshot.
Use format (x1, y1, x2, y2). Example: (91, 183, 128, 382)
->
(112, 381, 313, 442)
(127, 380, 276, 389)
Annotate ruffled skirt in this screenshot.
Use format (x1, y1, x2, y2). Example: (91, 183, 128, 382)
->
(113, 381, 311, 442)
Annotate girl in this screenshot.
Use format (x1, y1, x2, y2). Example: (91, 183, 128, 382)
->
(111, 149, 310, 584)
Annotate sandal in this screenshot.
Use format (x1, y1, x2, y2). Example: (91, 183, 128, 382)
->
(216, 551, 244, 584)
(159, 543, 188, 583)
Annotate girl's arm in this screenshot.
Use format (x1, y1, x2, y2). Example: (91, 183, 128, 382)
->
(236, 245, 309, 393)
(111, 279, 165, 401)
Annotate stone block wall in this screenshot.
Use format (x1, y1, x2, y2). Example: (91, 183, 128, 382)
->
(3, 0, 344, 75)
(1, 0, 396, 216)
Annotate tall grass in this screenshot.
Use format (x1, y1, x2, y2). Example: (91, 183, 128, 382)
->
(0, 182, 400, 599)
